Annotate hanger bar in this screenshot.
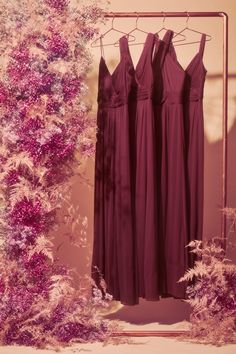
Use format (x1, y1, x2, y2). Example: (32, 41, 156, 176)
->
(103, 11, 227, 18)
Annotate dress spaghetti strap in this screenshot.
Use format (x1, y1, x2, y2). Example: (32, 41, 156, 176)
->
(199, 33, 206, 58)
(119, 35, 129, 57)
(99, 36, 105, 58)
(135, 32, 156, 87)
(153, 30, 174, 68)
(161, 30, 174, 64)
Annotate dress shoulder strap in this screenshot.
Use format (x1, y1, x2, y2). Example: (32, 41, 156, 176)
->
(99, 36, 105, 58)
(135, 33, 156, 87)
(160, 29, 174, 66)
(119, 35, 129, 58)
(99, 35, 128, 60)
(199, 33, 206, 58)
(162, 29, 174, 49)
(138, 32, 156, 66)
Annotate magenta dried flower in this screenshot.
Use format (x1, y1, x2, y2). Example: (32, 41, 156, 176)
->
(8, 226, 38, 249)
(8, 51, 56, 101)
(7, 45, 31, 84)
(0, 278, 5, 293)
(5, 325, 37, 347)
(21, 252, 53, 296)
(21, 116, 45, 134)
(43, 304, 67, 331)
(61, 73, 81, 102)
(54, 322, 95, 342)
(46, 33, 69, 61)
(44, 0, 69, 12)
(43, 132, 75, 166)
(17, 104, 28, 120)
(46, 98, 61, 114)
(0, 153, 7, 164)
(4, 169, 20, 186)
(0, 0, 115, 349)
(23, 251, 50, 278)
(8, 286, 35, 314)
(5, 244, 26, 260)
(8, 197, 54, 233)
(39, 72, 57, 95)
(80, 4, 104, 24)
(10, 44, 30, 63)
(7, 61, 30, 85)
(0, 82, 9, 104)
(79, 26, 98, 41)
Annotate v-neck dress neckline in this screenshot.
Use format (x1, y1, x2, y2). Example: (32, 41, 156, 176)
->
(100, 32, 158, 92)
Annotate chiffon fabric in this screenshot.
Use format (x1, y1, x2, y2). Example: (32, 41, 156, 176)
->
(91, 31, 206, 305)
(91, 35, 138, 305)
(183, 34, 207, 269)
(134, 33, 160, 301)
(153, 30, 188, 299)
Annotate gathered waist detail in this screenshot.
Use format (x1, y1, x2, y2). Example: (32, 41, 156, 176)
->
(187, 91, 203, 102)
(97, 89, 203, 108)
(136, 87, 153, 101)
(153, 91, 183, 105)
(97, 93, 128, 108)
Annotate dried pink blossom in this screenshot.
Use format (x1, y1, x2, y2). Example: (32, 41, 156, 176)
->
(44, 0, 69, 12)
(46, 32, 69, 61)
(61, 73, 82, 102)
(8, 197, 54, 233)
(0, 0, 116, 349)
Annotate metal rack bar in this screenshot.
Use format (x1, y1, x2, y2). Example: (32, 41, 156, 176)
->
(104, 11, 225, 17)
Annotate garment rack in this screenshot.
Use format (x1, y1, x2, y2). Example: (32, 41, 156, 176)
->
(102, 11, 228, 338)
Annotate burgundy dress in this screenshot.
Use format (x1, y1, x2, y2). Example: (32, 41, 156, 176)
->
(183, 34, 206, 268)
(153, 30, 188, 299)
(134, 33, 160, 300)
(91, 36, 138, 305)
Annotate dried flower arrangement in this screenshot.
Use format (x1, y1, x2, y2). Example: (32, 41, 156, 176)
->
(178, 208, 236, 346)
(1, 0, 235, 350)
(0, 0, 123, 349)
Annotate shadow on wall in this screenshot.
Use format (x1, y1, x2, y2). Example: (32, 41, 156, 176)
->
(204, 114, 236, 263)
(51, 72, 236, 322)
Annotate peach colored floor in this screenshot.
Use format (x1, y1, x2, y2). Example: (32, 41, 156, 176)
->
(1, 322, 235, 354)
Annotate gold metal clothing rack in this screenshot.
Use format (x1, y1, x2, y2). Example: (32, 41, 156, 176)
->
(102, 11, 229, 338)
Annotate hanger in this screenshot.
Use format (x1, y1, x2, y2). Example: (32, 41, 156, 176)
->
(173, 11, 212, 46)
(156, 12, 186, 43)
(90, 12, 136, 48)
(114, 12, 150, 46)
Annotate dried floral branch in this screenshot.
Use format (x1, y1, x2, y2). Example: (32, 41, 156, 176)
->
(178, 215, 236, 346)
(0, 0, 123, 349)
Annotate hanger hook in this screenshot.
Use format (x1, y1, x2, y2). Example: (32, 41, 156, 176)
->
(111, 12, 115, 28)
(185, 11, 190, 28)
(162, 11, 166, 27)
(136, 12, 139, 28)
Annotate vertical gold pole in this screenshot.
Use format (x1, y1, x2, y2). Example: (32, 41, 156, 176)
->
(221, 12, 228, 249)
